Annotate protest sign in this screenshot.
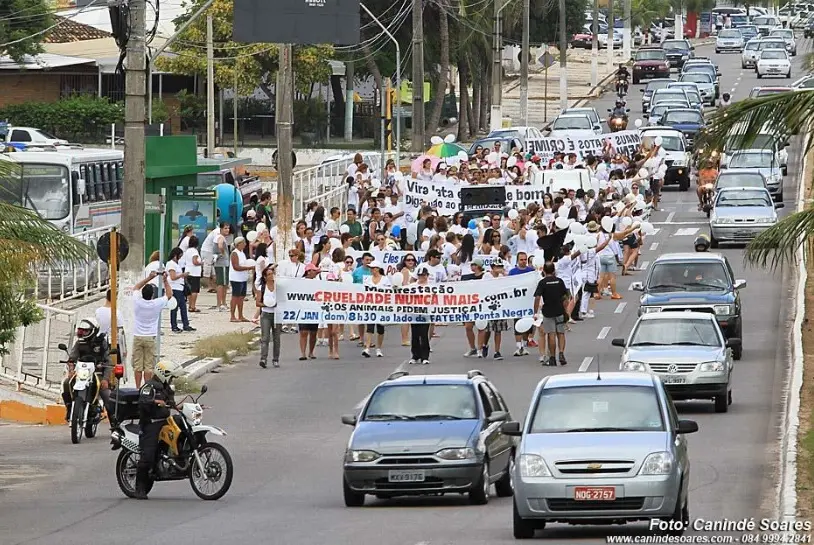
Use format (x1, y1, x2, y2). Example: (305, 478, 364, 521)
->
(275, 274, 537, 324)
(526, 130, 642, 161)
(348, 249, 426, 275)
(403, 178, 460, 212)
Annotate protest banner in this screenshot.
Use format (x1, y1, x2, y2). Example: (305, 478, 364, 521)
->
(403, 178, 460, 212)
(275, 274, 538, 324)
(526, 130, 642, 161)
(348, 249, 426, 275)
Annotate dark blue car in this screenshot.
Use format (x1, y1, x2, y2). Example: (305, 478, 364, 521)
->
(659, 108, 705, 149)
(632, 253, 747, 360)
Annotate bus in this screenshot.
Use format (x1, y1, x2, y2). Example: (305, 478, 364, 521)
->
(0, 149, 124, 234)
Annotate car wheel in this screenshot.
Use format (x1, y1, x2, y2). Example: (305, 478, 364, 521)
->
(714, 393, 729, 413)
(495, 453, 514, 497)
(670, 496, 690, 536)
(741, 62, 746, 68)
(343, 477, 365, 507)
(787, 71, 792, 79)
(715, 48, 720, 53)
(513, 500, 537, 539)
(469, 462, 490, 505)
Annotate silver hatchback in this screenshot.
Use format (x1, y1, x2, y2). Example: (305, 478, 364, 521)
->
(504, 373, 698, 539)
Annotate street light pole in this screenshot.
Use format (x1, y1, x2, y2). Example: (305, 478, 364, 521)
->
(519, 0, 529, 126)
(558, 0, 567, 110)
(591, 0, 598, 87)
(411, 0, 425, 151)
(490, 0, 503, 131)
(623, 0, 631, 62)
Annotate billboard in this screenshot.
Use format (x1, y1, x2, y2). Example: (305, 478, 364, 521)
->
(233, 0, 360, 45)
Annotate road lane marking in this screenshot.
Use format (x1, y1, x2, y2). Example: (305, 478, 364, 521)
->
(650, 242, 659, 251)
(614, 302, 627, 313)
(639, 260, 650, 270)
(674, 227, 700, 236)
(651, 228, 660, 235)
(578, 357, 594, 372)
(665, 211, 676, 223)
(597, 326, 611, 340)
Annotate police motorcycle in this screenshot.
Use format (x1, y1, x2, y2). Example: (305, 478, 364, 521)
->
(109, 368, 234, 501)
(607, 100, 630, 132)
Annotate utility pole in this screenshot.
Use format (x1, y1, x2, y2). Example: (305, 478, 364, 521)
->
(558, 0, 567, 110)
(519, 0, 529, 126)
(344, 61, 354, 141)
(490, 0, 502, 131)
(675, 2, 684, 40)
(206, 13, 215, 156)
(274, 44, 294, 264)
(591, 0, 598, 87)
(607, 0, 614, 70)
(411, 0, 425, 151)
(623, 0, 631, 62)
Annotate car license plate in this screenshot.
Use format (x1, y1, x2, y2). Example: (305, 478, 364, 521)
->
(388, 470, 425, 483)
(574, 486, 616, 501)
(663, 376, 686, 384)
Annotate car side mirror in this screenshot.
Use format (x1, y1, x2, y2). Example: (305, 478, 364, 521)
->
(630, 281, 644, 291)
(501, 421, 522, 436)
(200, 384, 208, 394)
(640, 88, 645, 93)
(488, 410, 509, 423)
(734, 279, 747, 290)
(58, 343, 68, 351)
(726, 338, 742, 349)
(341, 414, 358, 426)
(676, 419, 699, 434)
(775, 202, 785, 209)
(626, 109, 631, 112)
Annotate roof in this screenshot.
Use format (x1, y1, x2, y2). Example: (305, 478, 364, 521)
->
(383, 373, 484, 386)
(543, 372, 656, 389)
(0, 53, 95, 70)
(44, 15, 111, 43)
(653, 252, 725, 262)
(639, 311, 717, 322)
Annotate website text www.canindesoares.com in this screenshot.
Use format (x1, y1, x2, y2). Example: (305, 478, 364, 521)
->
(604, 519, 812, 543)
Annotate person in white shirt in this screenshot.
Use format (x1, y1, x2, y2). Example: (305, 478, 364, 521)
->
(256, 263, 281, 368)
(362, 261, 391, 358)
(166, 247, 194, 333)
(143, 251, 161, 287)
(228, 237, 253, 322)
(95, 289, 123, 338)
(130, 271, 172, 388)
(183, 235, 203, 312)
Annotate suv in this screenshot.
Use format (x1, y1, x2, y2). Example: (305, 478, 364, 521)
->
(661, 39, 694, 68)
(341, 370, 515, 506)
(631, 253, 746, 359)
(504, 372, 698, 538)
(640, 78, 675, 113)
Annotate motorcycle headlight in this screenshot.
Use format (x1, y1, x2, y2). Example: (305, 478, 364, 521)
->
(713, 304, 734, 315)
(436, 447, 476, 460)
(699, 361, 725, 372)
(189, 408, 203, 426)
(639, 451, 674, 475)
(76, 368, 91, 380)
(622, 361, 646, 372)
(519, 454, 552, 477)
(345, 450, 381, 463)
(641, 306, 662, 314)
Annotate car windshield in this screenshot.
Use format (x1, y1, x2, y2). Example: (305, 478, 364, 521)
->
(684, 66, 715, 77)
(663, 111, 703, 124)
(629, 318, 721, 347)
(0, 163, 71, 221)
(754, 16, 775, 25)
(681, 73, 712, 84)
(649, 105, 670, 117)
(553, 116, 591, 130)
(731, 15, 747, 23)
(730, 151, 773, 168)
(469, 139, 512, 155)
(770, 30, 793, 39)
(645, 80, 673, 93)
(725, 134, 779, 152)
(719, 30, 741, 38)
(529, 385, 665, 433)
(363, 384, 479, 421)
(642, 134, 684, 151)
(489, 130, 522, 138)
(745, 42, 760, 51)
(647, 262, 730, 291)
(685, 91, 701, 102)
(663, 40, 689, 51)
(716, 173, 765, 189)
(759, 41, 786, 50)
(636, 50, 666, 61)
(566, 109, 598, 122)
(761, 50, 787, 60)
(755, 88, 791, 97)
(715, 189, 773, 207)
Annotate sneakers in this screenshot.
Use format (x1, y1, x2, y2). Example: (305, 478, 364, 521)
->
(272, 360, 280, 368)
(480, 346, 489, 359)
(362, 349, 371, 358)
(494, 352, 504, 360)
(408, 359, 417, 365)
(513, 348, 528, 357)
(546, 356, 557, 367)
(527, 339, 538, 348)
(259, 360, 267, 369)
(585, 310, 595, 319)
(422, 359, 430, 365)
(376, 349, 383, 358)
(463, 349, 478, 358)
(559, 353, 568, 366)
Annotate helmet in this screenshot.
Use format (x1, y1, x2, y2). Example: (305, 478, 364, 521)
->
(694, 234, 711, 252)
(153, 360, 184, 384)
(722, 93, 731, 101)
(76, 318, 99, 341)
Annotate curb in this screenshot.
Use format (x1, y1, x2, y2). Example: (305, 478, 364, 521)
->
(181, 336, 261, 381)
(0, 400, 64, 426)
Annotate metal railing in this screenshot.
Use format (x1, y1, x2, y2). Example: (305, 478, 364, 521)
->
(33, 224, 116, 304)
(0, 304, 76, 395)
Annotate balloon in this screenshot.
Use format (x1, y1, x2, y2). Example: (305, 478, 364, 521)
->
(507, 156, 517, 168)
(563, 198, 573, 207)
(244, 259, 257, 267)
(654, 136, 663, 146)
(329, 238, 342, 250)
(508, 209, 519, 220)
(634, 118, 643, 128)
(393, 171, 404, 180)
(342, 273, 354, 284)
(407, 223, 418, 244)
(638, 168, 649, 179)
(601, 216, 614, 232)
(586, 234, 598, 248)
(621, 217, 633, 227)
(468, 219, 477, 229)
(558, 206, 571, 218)
(570, 222, 587, 235)
(475, 319, 489, 330)
(632, 221, 642, 230)
(371, 179, 382, 189)
(597, 163, 608, 173)
(167, 296, 178, 311)
(430, 135, 443, 145)
(640, 221, 655, 235)
(246, 230, 258, 243)
(575, 243, 589, 255)
(457, 150, 469, 162)
(339, 224, 350, 234)
(215, 183, 244, 226)
(391, 225, 402, 237)
(444, 134, 456, 143)
(391, 273, 404, 287)
(554, 216, 569, 229)
(256, 222, 267, 233)
(515, 317, 534, 334)
(614, 202, 626, 213)
(564, 232, 575, 245)
(420, 240, 430, 251)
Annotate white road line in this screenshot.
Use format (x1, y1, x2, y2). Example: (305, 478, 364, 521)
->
(597, 326, 612, 340)
(665, 211, 676, 223)
(614, 302, 627, 313)
(578, 357, 594, 372)
(674, 227, 700, 236)
(651, 228, 660, 236)
(650, 242, 659, 251)
(639, 260, 650, 270)
(629, 283, 635, 291)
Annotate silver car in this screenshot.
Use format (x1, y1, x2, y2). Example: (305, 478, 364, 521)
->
(679, 72, 716, 105)
(769, 28, 797, 55)
(709, 187, 784, 247)
(713, 169, 767, 192)
(612, 313, 737, 413)
(723, 148, 784, 200)
(741, 39, 762, 68)
(504, 372, 698, 538)
(715, 28, 744, 52)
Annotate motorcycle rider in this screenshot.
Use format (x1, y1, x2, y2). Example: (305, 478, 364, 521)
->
(720, 92, 732, 109)
(696, 159, 718, 210)
(135, 359, 182, 500)
(61, 318, 111, 422)
(609, 100, 628, 127)
(615, 64, 630, 94)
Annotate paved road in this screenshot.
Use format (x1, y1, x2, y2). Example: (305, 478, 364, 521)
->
(0, 43, 806, 545)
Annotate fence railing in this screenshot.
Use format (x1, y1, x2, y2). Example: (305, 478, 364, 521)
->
(0, 304, 76, 396)
(33, 224, 116, 304)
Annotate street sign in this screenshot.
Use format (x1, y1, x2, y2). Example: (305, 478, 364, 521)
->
(538, 52, 556, 69)
(97, 232, 130, 264)
(145, 193, 162, 214)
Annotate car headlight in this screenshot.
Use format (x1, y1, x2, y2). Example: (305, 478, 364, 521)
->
(713, 304, 734, 315)
(699, 361, 725, 372)
(622, 361, 646, 372)
(639, 451, 675, 475)
(435, 447, 476, 460)
(713, 217, 734, 224)
(519, 454, 552, 477)
(345, 450, 381, 463)
(641, 306, 662, 314)
(755, 216, 777, 224)
(682, 54, 689, 59)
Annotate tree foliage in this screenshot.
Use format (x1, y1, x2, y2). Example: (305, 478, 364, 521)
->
(156, 0, 334, 97)
(505, 0, 588, 46)
(0, 0, 53, 62)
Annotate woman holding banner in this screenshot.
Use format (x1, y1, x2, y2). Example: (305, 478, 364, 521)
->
(362, 261, 391, 358)
(408, 266, 432, 365)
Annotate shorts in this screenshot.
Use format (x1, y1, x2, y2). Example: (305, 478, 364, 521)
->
(489, 319, 510, 333)
(299, 323, 318, 332)
(131, 336, 155, 372)
(187, 276, 201, 294)
(230, 281, 247, 297)
(366, 324, 385, 334)
(599, 254, 618, 274)
(584, 281, 599, 294)
(215, 266, 229, 286)
(201, 251, 214, 277)
(542, 315, 566, 335)
(650, 178, 662, 196)
(622, 234, 639, 249)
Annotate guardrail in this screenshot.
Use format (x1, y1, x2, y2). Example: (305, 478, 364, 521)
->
(0, 304, 76, 395)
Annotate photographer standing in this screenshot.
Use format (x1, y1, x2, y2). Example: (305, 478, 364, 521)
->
(130, 270, 172, 388)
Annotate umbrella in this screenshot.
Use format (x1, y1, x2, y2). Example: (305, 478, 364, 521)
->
(411, 154, 440, 174)
(426, 141, 468, 160)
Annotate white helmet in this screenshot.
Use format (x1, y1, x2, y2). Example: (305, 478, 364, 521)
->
(153, 360, 184, 384)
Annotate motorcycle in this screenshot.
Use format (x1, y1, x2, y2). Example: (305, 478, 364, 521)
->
(608, 112, 629, 132)
(615, 77, 629, 97)
(110, 383, 234, 501)
(58, 343, 106, 444)
(701, 184, 714, 217)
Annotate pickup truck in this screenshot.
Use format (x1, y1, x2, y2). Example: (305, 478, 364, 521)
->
(0, 124, 71, 148)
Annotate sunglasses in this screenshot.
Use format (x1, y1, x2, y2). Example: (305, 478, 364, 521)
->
(406, 258, 416, 262)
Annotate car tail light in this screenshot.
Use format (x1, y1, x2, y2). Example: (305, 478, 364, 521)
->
(114, 364, 125, 378)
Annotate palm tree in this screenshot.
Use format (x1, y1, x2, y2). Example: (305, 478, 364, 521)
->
(699, 89, 814, 269)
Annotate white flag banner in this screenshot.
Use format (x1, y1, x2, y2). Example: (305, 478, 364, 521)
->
(275, 274, 538, 324)
(526, 130, 642, 161)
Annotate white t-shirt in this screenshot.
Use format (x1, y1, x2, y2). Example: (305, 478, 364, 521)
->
(254, 255, 269, 289)
(184, 248, 202, 277)
(384, 203, 405, 228)
(166, 260, 185, 292)
(261, 284, 277, 313)
(132, 292, 170, 337)
(277, 260, 305, 278)
(229, 249, 249, 282)
(347, 183, 360, 210)
(95, 306, 123, 337)
(201, 229, 217, 254)
(363, 275, 392, 289)
(425, 263, 447, 284)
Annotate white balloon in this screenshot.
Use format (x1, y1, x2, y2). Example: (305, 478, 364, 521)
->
(554, 216, 569, 229)
(514, 317, 534, 334)
(571, 222, 587, 235)
(568, 221, 582, 233)
(586, 234, 598, 248)
(407, 223, 418, 244)
(597, 163, 608, 173)
(641, 221, 655, 235)
(564, 232, 575, 245)
(634, 118, 643, 128)
(371, 179, 382, 189)
(621, 217, 633, 227)
(614, 202, 626, 213)
(329, 238, 342, 250)
(457, 150, 469, 162)
(246, 230, 258, 243)
(507, 156, 518, 168)
(390, 273, 404, 287)
(563, 198, 573, 207)
(508, 209, 519, 220)
(575, 243, 589, 255)
(342, 273, 354, 284)
(558, 206, 571, 218)
(638, 168, 649, 179)
(244, 259, 257, 267)
(420, 240, 430, 251)
(339, 224, 350, 234)
(430, 135, 443, 145)
(654, 136, 663, 146)
(601, 216, 615, 232)
(256, 222, 267, 233)
(167, 296, 178, 311)
(444, 133, 456, 143)
(475, 319, 489, 330)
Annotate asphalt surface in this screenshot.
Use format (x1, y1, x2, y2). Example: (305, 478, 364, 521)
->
(0, 42, 807, 545)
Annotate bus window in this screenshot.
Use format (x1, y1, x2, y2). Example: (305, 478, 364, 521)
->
(116, 161, 123, 196)
(79, 164, 91, 201)
(71, 171, 81, 205)
(105, 163, 118, 198)
(93, 163, 104, 200)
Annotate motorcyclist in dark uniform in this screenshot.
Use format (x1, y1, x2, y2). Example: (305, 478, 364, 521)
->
(615, 63, 630, 80)
(615, 64, 630, 95)
(61, 318, 111, 422)
(134, 359, 182, 500)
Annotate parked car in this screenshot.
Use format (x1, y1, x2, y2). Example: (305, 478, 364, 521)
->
(709, 187, 783, 247)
